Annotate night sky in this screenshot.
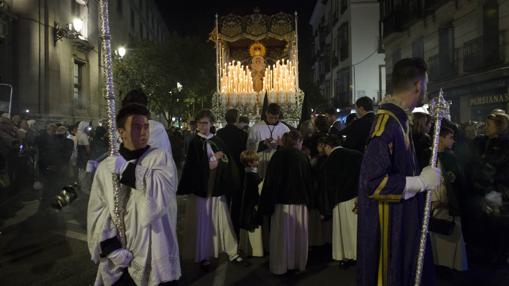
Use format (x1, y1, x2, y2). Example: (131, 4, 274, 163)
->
(154, 0, 315, 38)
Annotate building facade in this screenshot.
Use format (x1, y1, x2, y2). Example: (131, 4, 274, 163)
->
(0, 0, 168, 123)
(310, 0, 386, 110)
(380, 0, 509, 122)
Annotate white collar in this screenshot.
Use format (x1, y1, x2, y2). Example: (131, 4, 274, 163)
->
(331, 146, 342, 153)
(245, 166, 258, 173)
(197, 133, 214, 140)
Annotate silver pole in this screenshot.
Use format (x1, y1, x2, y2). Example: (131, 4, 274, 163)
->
(98, 0, 126, 247)
(414, 89, 450, 285)
(215, 14, 220, 93)
(294, 12, 299, 89)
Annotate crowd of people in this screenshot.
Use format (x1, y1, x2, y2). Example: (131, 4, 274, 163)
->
(3, 58, 509, 285)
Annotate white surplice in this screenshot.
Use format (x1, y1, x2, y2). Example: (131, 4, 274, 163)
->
(246, 121, 290, 177)
(87, 147, 181, 286)
(194, 195, 239, 262)
(331, 198, 357, 261)
(270, 204, 308, 275)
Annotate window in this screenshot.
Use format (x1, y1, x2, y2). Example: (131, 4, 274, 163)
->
(412, 38, 424, 59)
(116, 0, 122, 15)
(438, 24, 455, 75)
(339, 23, 349, 61)
(131, 8, 135, 29)
(73, 61, 84, 109)
(139, 0, 143, 12)
(483, 0, 500, 65)
(140, 22, 143, 38)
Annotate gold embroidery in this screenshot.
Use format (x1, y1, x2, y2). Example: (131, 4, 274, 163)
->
(377, 202, 390, 286)
(369, 175, 402, 202)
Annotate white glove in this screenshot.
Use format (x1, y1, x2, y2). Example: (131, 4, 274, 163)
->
(404, 166, 441, 199)
(104, 155, 128, 175)
(418, 166, 441, 191)
(107, 248, 133, 268)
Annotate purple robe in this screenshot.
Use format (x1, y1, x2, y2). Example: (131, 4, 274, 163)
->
(357, 102, 435, 286)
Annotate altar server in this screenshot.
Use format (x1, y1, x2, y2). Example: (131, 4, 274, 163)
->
(238, 150, 264, 257)
(178, 109, 244, 269)
(319, 134, 362, 269)
(246, 103, 290, 177)
(87, 104, 181, 285)
(259, 130, 313, 275)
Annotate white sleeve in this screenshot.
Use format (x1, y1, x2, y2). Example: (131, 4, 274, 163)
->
(247, 124, 260, 151)
(87, 168, 117, 263)
(133, 151, 178, 227)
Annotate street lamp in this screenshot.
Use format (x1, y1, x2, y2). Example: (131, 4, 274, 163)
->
(117, 46, 126, 58)
(176, 82, 183, 92)
(72, 17, 84, 33)
(54, 17, 84, 44)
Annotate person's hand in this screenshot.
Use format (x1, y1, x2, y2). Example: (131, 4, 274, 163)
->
(264, 138, 275, 149)
(209, 157, 218, 170)
(352, 200, 359, 214)
(418, 166, 441, 191)
(103, 155, 128, 174)
(214, 151, 224, 160)
(107, 248, 133, 268)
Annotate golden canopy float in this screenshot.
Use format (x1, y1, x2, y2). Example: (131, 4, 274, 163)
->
(210, 9, 304, 125)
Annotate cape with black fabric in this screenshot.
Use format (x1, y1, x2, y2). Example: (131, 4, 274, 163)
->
(337, 112, 376, 152)
(239, 171, 263, 231)
(258, 147, 313, 216)
(319, 147, 363, 218)
(177, 135, 240, 198)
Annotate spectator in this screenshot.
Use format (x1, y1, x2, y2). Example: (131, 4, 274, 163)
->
(216, 109, 248, 236)
(337, 97, 376, 152)
(411, 112, 433, 171)
(326, 107, 342, 135)
(430, 127, 468, 271)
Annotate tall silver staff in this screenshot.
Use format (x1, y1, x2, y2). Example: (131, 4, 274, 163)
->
(98, 0, 126, 247)
(414, 89, 450, 286)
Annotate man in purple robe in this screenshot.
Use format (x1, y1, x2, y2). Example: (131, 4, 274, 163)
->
(357, 58, 442, 286)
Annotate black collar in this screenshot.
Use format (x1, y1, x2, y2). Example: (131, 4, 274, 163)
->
(119, 144, 150, 161)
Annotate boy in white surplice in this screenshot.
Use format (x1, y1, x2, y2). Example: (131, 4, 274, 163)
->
(87, 104, 181, 286)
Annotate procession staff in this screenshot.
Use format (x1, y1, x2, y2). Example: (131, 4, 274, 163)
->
(357, 58, 441, 286)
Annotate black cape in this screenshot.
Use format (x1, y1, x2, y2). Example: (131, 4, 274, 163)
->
(319, 147, 362, 218)
(239, 171, 263, 231)
(177, 135, 240, 198)
(258, 147, 313, 216)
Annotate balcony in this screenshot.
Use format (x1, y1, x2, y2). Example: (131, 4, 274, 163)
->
(428, 50, 459, 82)
(463, 32, 506, 72)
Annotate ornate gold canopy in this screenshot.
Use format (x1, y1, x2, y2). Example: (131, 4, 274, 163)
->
(216, 11, 295, 42)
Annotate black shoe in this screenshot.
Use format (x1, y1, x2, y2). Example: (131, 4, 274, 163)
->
(338, 260, 349, 269)
(231, 256, 251, 267)
(200, 259, 211, 272)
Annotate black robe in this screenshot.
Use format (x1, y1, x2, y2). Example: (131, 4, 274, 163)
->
(258, 147, 313, 216)
(177, 135, 240, 198)
(319, 147, 363, 218)
(239, 171, 263, 231)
